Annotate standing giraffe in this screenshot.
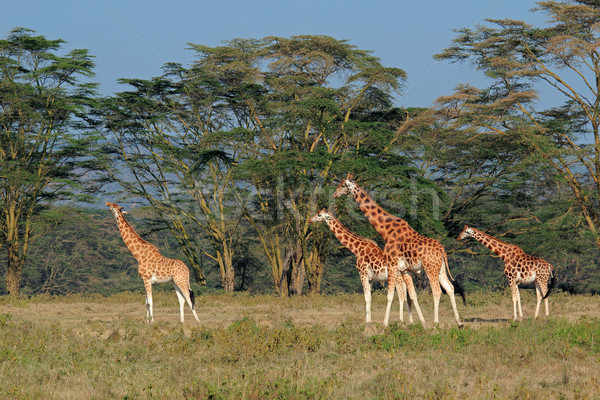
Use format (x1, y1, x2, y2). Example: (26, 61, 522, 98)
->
(106, 202, 200, 324)
(309, 209, 413, 324)
(458, 225, 556, 320)
(333, 173, 465, 327)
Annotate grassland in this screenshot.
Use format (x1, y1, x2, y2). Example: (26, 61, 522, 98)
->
(0, 289, 599, 399)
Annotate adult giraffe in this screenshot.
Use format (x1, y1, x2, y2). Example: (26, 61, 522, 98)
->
(106, 202, 200, 323)
(458, 225, 556, 320)
(309, 208, 413, 324)
(333, 173, 465, 327)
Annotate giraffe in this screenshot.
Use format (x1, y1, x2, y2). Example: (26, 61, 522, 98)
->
(333, 173, 465, 327)
(309, 208, 413, 324)
(106, 201, 200, 324)
(458, 225, 556, 320)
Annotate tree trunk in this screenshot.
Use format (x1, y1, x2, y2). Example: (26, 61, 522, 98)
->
(6, 246, 23, 295)
(275, 260, 289, 298)
(305, 249, 323, 294)
(219, 251, 236, 292)
(286, 241, 305, 296)
(279, 243, 305, 296)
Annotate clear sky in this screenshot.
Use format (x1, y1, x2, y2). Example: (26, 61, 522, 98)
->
(1, 0, 546, 107)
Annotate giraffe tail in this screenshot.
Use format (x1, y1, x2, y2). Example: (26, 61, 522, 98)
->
(189, 287, 196, 310)
(452, 279, 467, 306)
(445, 257, 466, 306)
(543, 274, 557, 300)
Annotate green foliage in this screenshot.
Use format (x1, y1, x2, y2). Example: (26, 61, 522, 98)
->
(430, 1, 600, 250)
(4, 18, 600, 298)
(0, 27, 99, 294)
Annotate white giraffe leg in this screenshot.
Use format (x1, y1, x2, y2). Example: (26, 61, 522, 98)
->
(403, 271, 425, 327)
(174, 283, 201, 323)
(144, 279, 154, 323)
(534, 281, 543, 319)
(187, 288, 201, 323)
(174, 285, 187, 323)
(433, 290, 441, 326)
(363, 278, 372, 323)
(517, 287, 524, 319)
(429, 276, 442, 326)
(383, 280, 395, 326)
(440, 271, 463, 327)
(396, 280, 412, 323)
(544, 297, 550, 316)
(510, 283, 519, 321)
(395, 282, 404, 323)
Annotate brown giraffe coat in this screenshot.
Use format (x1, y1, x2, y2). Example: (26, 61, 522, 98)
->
(333, 173, 465, 327)
(309, 209, 413, 324)
(106, 202, 200, 323)
(458, 225, 556, 320)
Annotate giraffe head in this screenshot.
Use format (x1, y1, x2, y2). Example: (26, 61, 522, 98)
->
(106, 201, 127, 219)
(458, 225, 474, 241)
(308, 208, 332, 224)
(332, 173, 357, 198)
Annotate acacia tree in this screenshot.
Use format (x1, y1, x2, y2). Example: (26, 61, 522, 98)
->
(189, 36, 440, 296)
(402, 1, 600, 248)
(232, 35, 406, 295)
(0, 28, 97, 295)
(101, 35, 421, 295)
(98, 65, 251, 290)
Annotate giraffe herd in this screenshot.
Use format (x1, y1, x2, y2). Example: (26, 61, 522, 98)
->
(106, 172, 556, 327)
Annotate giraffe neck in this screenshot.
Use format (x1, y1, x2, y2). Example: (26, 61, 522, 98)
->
(324, 215, 373, 256)
(468, 227, 516, 260)
(114, 212, 153, 261)
(351, 185, 414, 240)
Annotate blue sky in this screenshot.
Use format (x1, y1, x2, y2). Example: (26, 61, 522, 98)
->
(2, 0, 546, 107)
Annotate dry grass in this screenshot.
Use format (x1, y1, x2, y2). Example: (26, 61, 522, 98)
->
(0, 289, 599, 399)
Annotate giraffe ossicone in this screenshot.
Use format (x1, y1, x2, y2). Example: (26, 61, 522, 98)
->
(309, 208, 413, 324)
(106, 201, 200, 324)
(458, 225, 556, 320)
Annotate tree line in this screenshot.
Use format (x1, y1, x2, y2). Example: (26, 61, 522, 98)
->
(2, 1, 600, 296)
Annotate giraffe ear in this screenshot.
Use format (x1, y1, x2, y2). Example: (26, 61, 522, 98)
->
(122, 210, 128, 214)
(346, 173, 354, 181)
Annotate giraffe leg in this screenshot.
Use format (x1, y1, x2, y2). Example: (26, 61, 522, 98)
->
(399, 273, 414, 324)
(540, 276, 551, 317)
(143, 279, 153, 323)
(427, 272, 442, 327)
(396, 275, 413, 324)
(509, 282, 521, 321)
(383, 272, 396, 327)
(389, 266, 406, 323)
(516, 287, 524, 319)
(174, 284, 187, 323)
(362, 276, 372, 324)
(439, 270, 463, 327)
(403, 271, 425, 326)
(174, 279, 200, 324)
(534, 280, 545, 319)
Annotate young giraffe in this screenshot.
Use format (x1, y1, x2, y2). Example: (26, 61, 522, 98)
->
(106, 202, 200, 324)
(458, 225, 556, 320)
(309, 208, 413, 324)
(333, 173, 465, 327)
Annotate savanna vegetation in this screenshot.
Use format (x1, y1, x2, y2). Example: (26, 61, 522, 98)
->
(2, 1, 600, 398)
(1, 292, 599, 399)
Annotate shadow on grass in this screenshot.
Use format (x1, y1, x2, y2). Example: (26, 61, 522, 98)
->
(464, 317, 511, 323)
